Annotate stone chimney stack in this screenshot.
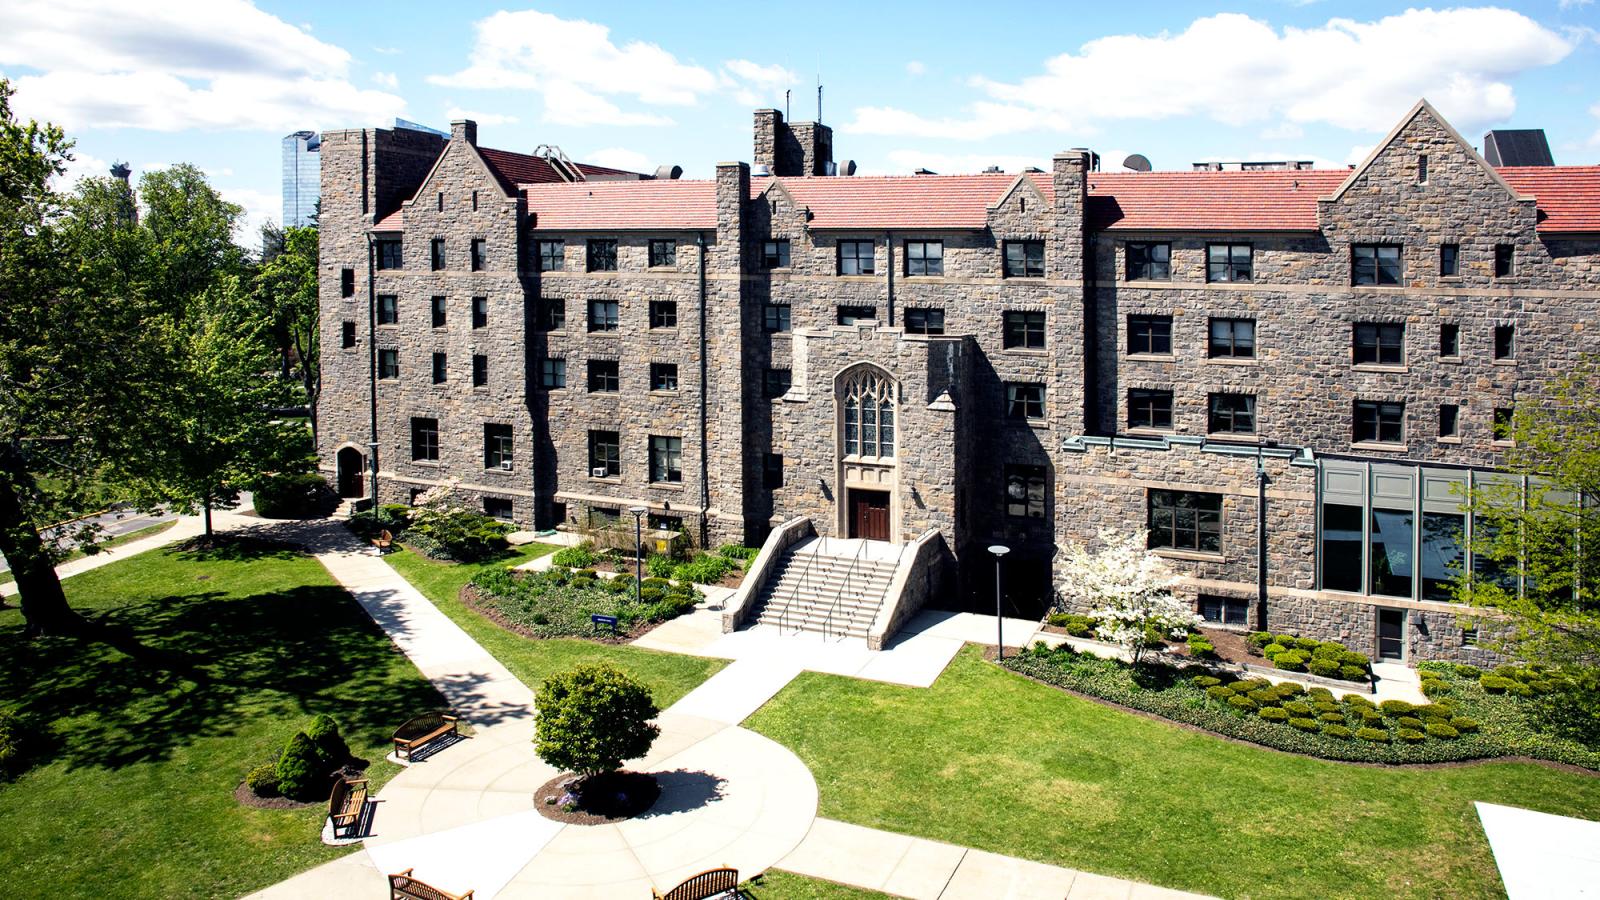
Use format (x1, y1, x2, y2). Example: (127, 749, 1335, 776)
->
(753, 109, 833, 176)
(451, 119, 478, 146)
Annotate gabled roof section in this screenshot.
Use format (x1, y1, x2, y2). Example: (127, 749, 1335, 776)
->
(988, 173, 1050, 212)
(1325, 98, 1531, 203)
(1499, 166, 1600, 233)
(1086, 170, 1348, 232)
(524, 180, 717, 231)
(749, 173, 1053, 230)
(479, 147, 636, 193)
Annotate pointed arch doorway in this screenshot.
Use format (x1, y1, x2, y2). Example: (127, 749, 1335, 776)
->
(836, 364, 898, 542)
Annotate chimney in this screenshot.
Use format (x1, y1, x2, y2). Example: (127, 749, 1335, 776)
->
(451, 119, 478, 147)
(753, 108, 832, 177)
(754, 109, 782, 173)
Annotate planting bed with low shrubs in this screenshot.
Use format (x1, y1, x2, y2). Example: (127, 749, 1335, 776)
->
(1244, 630, 1371, 682)
(470, 566, 703, 639)
(1004, 643, 1600, 769)
(553, 540, 746, 586)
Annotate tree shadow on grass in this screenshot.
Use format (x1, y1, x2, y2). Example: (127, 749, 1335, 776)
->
(0, 576, 444, 774)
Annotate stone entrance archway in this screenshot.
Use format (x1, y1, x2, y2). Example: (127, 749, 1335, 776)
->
(836, 364, 898, 541)
(336, 446, 366, 498)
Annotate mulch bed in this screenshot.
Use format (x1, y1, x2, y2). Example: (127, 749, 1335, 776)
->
(535, 771, 660, 825)
(233, 782, 320, 810)
(460, 583, 670, 644)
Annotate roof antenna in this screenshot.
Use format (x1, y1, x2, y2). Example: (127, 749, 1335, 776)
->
(817, 82, 823, 123)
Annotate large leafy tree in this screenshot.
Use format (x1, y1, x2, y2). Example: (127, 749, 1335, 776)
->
(534, 664, 660, 781)
(1455, 356, 1600, 669)
(254, 224, 321, 441)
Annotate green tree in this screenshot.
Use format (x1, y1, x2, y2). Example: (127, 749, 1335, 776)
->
(1455, 355, 1600, 668)
(253, 224, 321, 441)
(534, 664, 660, 781)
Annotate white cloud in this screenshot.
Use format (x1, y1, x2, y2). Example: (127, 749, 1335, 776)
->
(53, 149, 111, 189)
(0, 0, 405, 131)
(1559, 0, 1593, 10)
(1589, 101, 1600, 147)
(445, 107, 519, 127)
(372, 71, 399, 89)
(1260, 122, 1305, 140)
(220, 185, 279, 243)
(586, 147, 654, 173)
(720, 58, 797, 107)
(851, 9, 1571, 143)
(373, 46, 401, 55)
(906, 61, 926, 76)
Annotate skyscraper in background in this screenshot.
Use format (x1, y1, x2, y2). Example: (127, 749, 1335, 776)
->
(281, 130, 320, 227)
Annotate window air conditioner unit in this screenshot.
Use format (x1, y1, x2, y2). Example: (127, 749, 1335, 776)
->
(499, 460, 513, 471)
(591, 467, 609, 478)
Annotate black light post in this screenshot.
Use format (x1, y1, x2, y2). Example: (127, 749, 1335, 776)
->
(629, 506, 647, 605)
(988, 544, 1010, 660)
(367, 440, 380, 510)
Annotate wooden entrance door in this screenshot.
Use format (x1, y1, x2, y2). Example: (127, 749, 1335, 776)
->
(848, 490, 891, 541)
(336, 447, 365, 498)
(1377, 609, 1405, 662)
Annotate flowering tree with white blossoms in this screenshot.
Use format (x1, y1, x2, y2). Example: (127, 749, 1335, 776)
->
(1060, 527, 1201, 666)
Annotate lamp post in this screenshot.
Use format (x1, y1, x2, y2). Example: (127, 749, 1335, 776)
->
(988, 544, 1010, 660)
(629, 506, 647, 605)
(367, 441, 380, 511)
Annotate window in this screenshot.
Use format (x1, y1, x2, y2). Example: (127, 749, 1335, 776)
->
(538, 297, 562, 331)
(484, 424, 514, 470)
(1148, 490, 1222, 553)
(1438, 404, 1459, 438)
(1440, 243, 1459, 277)
(1125, 242, 1171, 281)
(1208, 393, 1257, 435)
(1461, 625, 1479, 648)
(649, 514, 683, 533)
(1493, 407, 1515, 442)
(763, 303, 791, 333)
(1003, 311, 1046, 350)
(841, 367, 895, 458)
(1206, 243, 1252, 282)
(904, 308, 945, 335)
(472, 354, 488, 387)
(588, 430, 620, 477)
(763, 453, 784, 489)
(764, 367, 791, 399)
(648, 239, 676, 267)
(1208, 318, 1255, 358)
(437, 192, 444, 211)
(588, 299, 619, 332)
(470, 238, 487, 272)
(484, 497, 513, 520)
(341, 321, 356, 349)
(431, 295, 446, 328)
(431, 352, 447, 384)
(838, 240, 874, 275)
(1004, 464, 1046, 519)
(1440, 323, 1460, 358)
(1005, 382, 1045, 420)
(1494, 243, 1514, 278)
(587, 239, 618, 272)
(650, 362, 678, 392)
(649, 300, 677, 329)
(340, 268, 355, 297)
(472, 296, 488, 329)
(587, 360, 619, 393)
(472, 190, 479, 211)
(763, 239, 791, 269)
(590, 506, 620, 527)
(1417, 154, 1428, 184)
(1003, 240, 1045, 278)
(541, 358, 566, 389)
(431, 238, 445, 271)
(378, 349, 399, 380)
(411, 418, 439, 461)
(904, 240, 943, 276)
(1493, 325, 1515, 360)
(1353, 323, 1404, 366)
(537, 240, 564, 272)
(1352, 244, 1402, 286)
(1128, 315, 1172, 355)
(375, 238, 402, 270)
(1128, 389, 1173, 430)
(1321, 502, 1364, 593)
(649, 435, 682, 483)
(837, 305, 876, 326)
(377, 294, 398, 325)
(1199, 595, 1249, 627)
(1354, 400, 1404, 444)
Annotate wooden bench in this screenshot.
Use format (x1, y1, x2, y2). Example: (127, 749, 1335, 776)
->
(327, 774, 369, 838)
(652, 867, 739, 900)
(392, 712, 461, 761)
(372, 529, 394, 551)
(389, 868, 474, 900)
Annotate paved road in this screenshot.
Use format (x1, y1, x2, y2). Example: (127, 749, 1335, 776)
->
(0, 506, 179, 575)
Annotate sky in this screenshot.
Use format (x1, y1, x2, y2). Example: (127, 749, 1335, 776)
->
(2, 0, 1597, 243)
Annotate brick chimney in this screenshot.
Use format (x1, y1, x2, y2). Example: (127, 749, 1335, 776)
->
(451, 119, 477, 146)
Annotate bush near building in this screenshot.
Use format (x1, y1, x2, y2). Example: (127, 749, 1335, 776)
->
(471, 567, 700, 639)
(1246, 630, 1371, 682)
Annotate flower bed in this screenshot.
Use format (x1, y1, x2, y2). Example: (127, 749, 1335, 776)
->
(1003, 642, 1600, 769)
(470, 567, 703, 640)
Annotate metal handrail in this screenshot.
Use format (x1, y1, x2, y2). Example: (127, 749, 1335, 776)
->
(781, 538, 827, 635)
(822, 539, 869, 640)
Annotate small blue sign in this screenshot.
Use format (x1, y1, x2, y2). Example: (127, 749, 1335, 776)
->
(591, 614, 619, 633)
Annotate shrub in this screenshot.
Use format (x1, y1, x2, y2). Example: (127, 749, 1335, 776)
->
(1426, 723, 1460, 740)
(1309, 687, 1336, 703)
(406, 505, 513, 562)
(1186, 637, 1217, 659)
(1247, 631, 1276, 649)
(1248, 689, 1281, 707)
(1450, 716, 1481, 734)
(672, 554, 736, 585)
(1339, 666, 1370, 682)
(645, 554, 677, 579)
(552, 543, 597, 569)
(1415, 703, 1453, 721)
(1421, 679, 1451, 698)
(1454, 664, 1483, 679)
(1527, 679, 1554, 695)
(1263, 643, 1287, 657)
(1379, 700, 1415, 716)
(1356, 727, 1392, 743)
(1359, 709, 1385, 726)
(1311, 644, 1344, 661)
(1229, 680, 1267, 693)
(1277, 682, 1307, 697)
(1258, 707, 1289, 722)
(1227, 694, 1258, 711)
(1206, 686, 1235, 701)
(1308, 659, 1341, 679)
(252, 472, 336, 519)
(1293, 636, 1321, 652)
(1314, 701, 1342, 715)
(1192, 675, 1222, 688)
(1273, 651, 1309, 672)
(1282, 701, 1313, 717)
(246, 762, 280, 796)
(1273, 633, 1296, 647)
(1530, 671, 1600, 749)
(1319, 712, 1347, 724)
(1324, 724, 1353, 740)
(1397, 716, 1424, 730)
(639, 587, 665, 604)
(1289, 717, 1319, 733)
(716, 544, 759, 561)
(1341, 692, 1373, 707)
(1480, 675, 1515, 694)
(306, 714, 349, 770)
(1339, 651, 1371, 669)
(1397, 728, 1427, 744)
(274, 732, 326, 800)
(534, 665, 661, 779)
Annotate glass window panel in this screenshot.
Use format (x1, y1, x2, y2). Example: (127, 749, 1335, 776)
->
(1322, 503, 1365, 592)
(1369, 508, 1416, 598)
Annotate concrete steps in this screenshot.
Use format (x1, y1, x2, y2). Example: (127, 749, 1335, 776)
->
(748, 546, 898, 639)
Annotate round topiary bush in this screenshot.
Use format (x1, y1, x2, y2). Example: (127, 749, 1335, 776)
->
(1425, 723, 1460, 740)
(1421, 679, 1451, 698)
(1397, 716, 1424, 730)
(534, 664, 661, 782)
(1360, 709, 1385, 725)
(1480, 675, 1515, 694)
(1282, 701, 1313, 717)
(1356, 727, 1392, 743)
(1247, 631, 1276, 649)
(1192, 675, 1223, 688)
(1273, 651, 1309, 672)
(1277, 682, 1307, 697)
(1272, 633, 1296, 647)
(1415, 703, 1453, 720)
(1229, 680, 1265, 693)
(1308, 687, 1336, 702)
(1339, 665, 1370, 682)
(1206, 685, 1236, 701)
(1397, 728, 1427, 744)
(246, 762, 280, 797)
(274, 732, 326, 801)
(1454, 664, 1482, 678)
(1379, 700, 1415, 716)
(1227, 694, 1259, 712)
(1258, 707, 1290, 722)
(1289, 717, 1320, 733)
(1319, 711, 1347, 724)
(1293, 636, 1321, 652)
(1262, 643, 1287, 658)
(1308, 659, 1341, 678)
(1248, 689, 1281, 707)
(1313, 700, 1342, 714)
(1323, 724, 1353, 740)
(1339, 651, 1371, 669)
(1341, 692, 1373, 707)
(1450, 716, 1481, 734)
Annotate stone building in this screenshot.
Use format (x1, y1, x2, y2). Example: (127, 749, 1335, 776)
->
(318, 100, 1600, 666)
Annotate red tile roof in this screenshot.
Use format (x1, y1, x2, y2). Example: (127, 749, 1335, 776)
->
(372, 210, 403, 231)
(757, 173, 1054, 230)
(478, 146, 635, 192)
(1500, 166, 1600, 234)
(525, 180, 718, 231)
(1086, 170, 1350, 232)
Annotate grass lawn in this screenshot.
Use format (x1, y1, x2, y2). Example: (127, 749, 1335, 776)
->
(741, 870, 896, 899)
(746, 645, 1600, 900)
(0, 520, 177, 587)
(0, 541, 445, 898)
(385, 544, 727, 708)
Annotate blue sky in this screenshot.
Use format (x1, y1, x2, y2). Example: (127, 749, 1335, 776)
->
(2, 0, 1596, 241)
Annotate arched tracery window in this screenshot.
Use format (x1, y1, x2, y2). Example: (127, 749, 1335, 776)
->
(840, 367, 896, 459)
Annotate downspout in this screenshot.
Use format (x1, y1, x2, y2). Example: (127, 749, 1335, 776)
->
(366, 232, 379, 505)
(884, 230, 895, 326)
(697, 231, 711, 548)
(1256, 444, 1269, 630)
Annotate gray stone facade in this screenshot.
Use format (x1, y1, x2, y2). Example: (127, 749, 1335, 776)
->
(318, 100, 1599, 665)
